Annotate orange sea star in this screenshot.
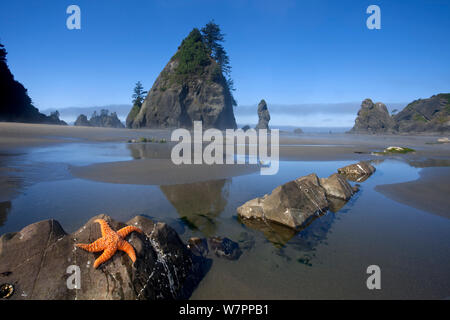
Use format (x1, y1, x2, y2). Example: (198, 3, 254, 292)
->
(76, 218, 143, 268)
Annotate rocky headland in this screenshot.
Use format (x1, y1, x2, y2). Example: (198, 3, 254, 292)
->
(349, 94, 450, 134)
(0, 42, 66, 125)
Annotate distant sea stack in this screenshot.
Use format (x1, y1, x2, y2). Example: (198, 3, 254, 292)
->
(127, 29, 237, 130)
(349, 99, 395, 134)
(349, 94, 450, 134)
(0, 42, 66, 125)
(74, 110, 124, 128)
(255, 99, 270, 130)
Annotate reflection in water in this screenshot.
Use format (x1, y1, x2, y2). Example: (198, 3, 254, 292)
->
(160, 179, 230, 237)
(127, 143, 172, 160)
(0, 201, 12, 227)
(241, 195, 353, 249)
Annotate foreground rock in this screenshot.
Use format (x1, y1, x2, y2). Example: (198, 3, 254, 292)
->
(0, 214, 209, 300)
(320, 173, 357, 200)
(237, 174, 329, 229)
(255, 99, 270, 130)
(127, 29, 237, 130)
(337, 161, 376, 182)
(349, 99, 395, 134)
(238, 163, 367, 231)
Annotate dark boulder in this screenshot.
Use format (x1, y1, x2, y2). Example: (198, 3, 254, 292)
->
(0, 214, 209, 300)
(188, 236, 242, 260)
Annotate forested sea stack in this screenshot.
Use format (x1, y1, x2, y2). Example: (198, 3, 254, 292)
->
(127, 24, 237, 130)
(349, 94, 450, 134)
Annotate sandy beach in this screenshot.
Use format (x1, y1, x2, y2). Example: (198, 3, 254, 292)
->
(1, 122, 449, 216)
(376, 167, 450, 219)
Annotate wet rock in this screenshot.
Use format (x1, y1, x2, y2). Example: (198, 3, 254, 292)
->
(0, 214, 209, 300)
(337, 161, 376, 182)
(207, 237, 242, 260)
(187, 237, 209, 257)
(237, 173, 329, 229)
(188, 236, 242, 260)
(240, 218, 297, 248)
(320, 173, 355, 200)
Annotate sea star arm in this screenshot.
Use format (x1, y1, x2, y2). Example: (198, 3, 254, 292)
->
(117, 226, 143, 238)
(76, 238, 106, 252)
(94, 218, 113, 237)
(93, 245, 117, 269)
(118, 240, 137, 263)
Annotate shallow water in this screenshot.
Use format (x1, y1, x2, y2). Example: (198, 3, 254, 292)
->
(1, 142, 449, 299)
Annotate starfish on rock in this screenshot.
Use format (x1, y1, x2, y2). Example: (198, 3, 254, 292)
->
(76, 218, 143, 268)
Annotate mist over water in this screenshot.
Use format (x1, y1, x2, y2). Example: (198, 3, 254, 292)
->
(43, 102, 407, 128)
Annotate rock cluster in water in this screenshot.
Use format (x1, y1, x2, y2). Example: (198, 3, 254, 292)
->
(237, 161, 375, 230)
(349, 93, 450, 134)
(74, 110, 124, 128)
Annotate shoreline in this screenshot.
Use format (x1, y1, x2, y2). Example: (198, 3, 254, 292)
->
(375, 167, 450, 219)
(1, 122, 450, 208)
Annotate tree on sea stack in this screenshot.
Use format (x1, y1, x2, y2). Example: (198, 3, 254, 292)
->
(126, 26, 237, 129)
(132, 81, 147, 107)
(201, 20, 236, 105)
(126, 81, 147, 128)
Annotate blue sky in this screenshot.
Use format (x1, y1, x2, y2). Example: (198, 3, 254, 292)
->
(0, 0, 449, 113)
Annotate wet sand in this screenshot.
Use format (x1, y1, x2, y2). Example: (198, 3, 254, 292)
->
(70, 159, 259, 185)
(1, 122, 450, 206)
(375, 167, 450, 219)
